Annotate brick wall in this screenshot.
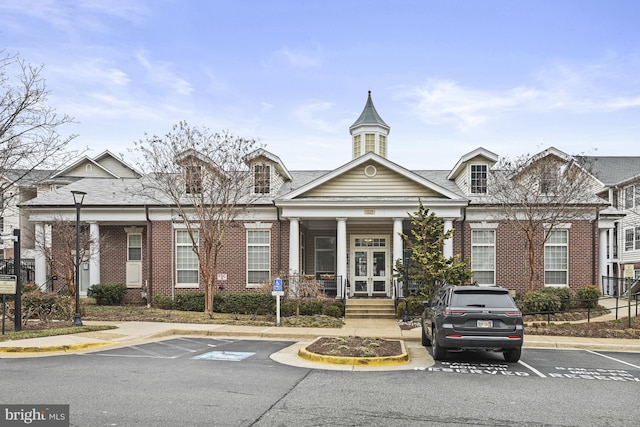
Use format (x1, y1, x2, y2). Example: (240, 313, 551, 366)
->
(147, 219, 290, 300)
(454, 219, 597, 295)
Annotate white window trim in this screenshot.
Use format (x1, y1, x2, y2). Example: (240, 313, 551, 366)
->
(246, 227, 271, 288)
(469, 164, 488, 194)
(175, 228, 199, 289)
(544, 228, 569, 286)
(127, 232, 143, 262)
(470, 227, 496, 286)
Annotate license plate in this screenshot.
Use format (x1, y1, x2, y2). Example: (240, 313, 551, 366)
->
(477, 320, 493, 328)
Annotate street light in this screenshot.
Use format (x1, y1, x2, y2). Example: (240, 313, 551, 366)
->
(71, 190, 86, 327)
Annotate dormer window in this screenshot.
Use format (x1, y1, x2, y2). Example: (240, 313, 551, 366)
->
(470, 164, 487, 194)
(254, 164, 270, 194)
(540, 170, 558, 194)
(185, 165, 202, 194)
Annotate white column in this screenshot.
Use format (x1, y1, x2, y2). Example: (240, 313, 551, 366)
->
(393, 218, 404, 298)
(34, 222, 47, 290)
(89, 222, 101, 286)
(336, 218, 347, 299)
(599, 227, 608, 295)
(288, 218, 300, 277)
(443, 219, 453, 259)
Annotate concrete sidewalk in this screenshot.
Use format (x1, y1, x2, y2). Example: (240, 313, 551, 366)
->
(1, 315, 639, 358)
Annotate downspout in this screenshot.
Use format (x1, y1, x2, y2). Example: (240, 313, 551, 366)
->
(460, 207, 467, 260)
(593, 208, 598, 286)
(275, 203, 282, 274)
(145, 205, 153, 308)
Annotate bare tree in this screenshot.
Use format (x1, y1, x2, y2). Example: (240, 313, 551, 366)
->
(133, 121, 263, 314)
(488, 149, 605, 292)
(0, 50, 80, 212)
(37, 217, 107, 296)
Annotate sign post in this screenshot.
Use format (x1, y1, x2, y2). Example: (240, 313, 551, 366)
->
(272, 277, 284, 326)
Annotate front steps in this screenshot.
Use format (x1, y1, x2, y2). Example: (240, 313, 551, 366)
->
(345, 298, 397, 319)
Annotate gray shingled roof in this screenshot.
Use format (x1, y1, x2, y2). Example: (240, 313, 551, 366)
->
(583, 156, 640, 186)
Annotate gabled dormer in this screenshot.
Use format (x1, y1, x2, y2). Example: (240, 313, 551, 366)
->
(349, 91, 390, 159)
(448, 147, 499, 196)
(52, 150, 141, 179)
(244, 148, 292, 195)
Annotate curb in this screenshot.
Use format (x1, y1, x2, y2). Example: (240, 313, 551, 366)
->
(0, 341, 117, 353)
(297, 337, 410, 366)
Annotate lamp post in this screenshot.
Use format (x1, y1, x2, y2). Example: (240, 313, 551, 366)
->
(71, 190, 86, 327)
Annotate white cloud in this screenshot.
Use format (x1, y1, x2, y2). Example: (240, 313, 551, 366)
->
(135, 52, 193, 95)
(276, 46, 322, 68)
(401, 59, 640, 131)
(291, 101, 341, 133)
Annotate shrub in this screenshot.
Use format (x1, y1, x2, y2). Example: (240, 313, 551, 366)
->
(214, 292, 275, 315)
(518, 289, 562, 313)
(153, 295, 173, 310)
(21, 290, 73, 323)
(280, 300, 297, 317)
(575, 285, 601, 308)
(174, 292, 205, 311)
(299, 300, 324, 316)
(87, 283, 127, 305)
(539, 287, 572, 311)
(323, 304, 343, 318)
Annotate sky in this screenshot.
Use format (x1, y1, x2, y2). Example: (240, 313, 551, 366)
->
(1, 0, 639, 172)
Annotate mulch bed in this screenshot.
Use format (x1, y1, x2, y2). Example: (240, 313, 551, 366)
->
(305, 336, 403, 358)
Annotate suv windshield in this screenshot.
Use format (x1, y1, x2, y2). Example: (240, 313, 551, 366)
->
(451, 290, 516, 308)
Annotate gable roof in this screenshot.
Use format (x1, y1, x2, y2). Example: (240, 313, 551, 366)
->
(279, 152, 466, 201)
(447, 147, 499, 180)
(244, 148, 293, 181)
(52, 150, 140, 179)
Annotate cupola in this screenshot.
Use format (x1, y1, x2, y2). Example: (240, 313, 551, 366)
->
(349, 91, 390, 159)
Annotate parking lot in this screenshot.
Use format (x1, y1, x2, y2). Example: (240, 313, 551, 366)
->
(89, 337, 640, 383)
(421, 347, 640, 382)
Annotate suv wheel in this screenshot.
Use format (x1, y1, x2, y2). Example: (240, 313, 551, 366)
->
(503, 347, 522, 363)
(421, 324, 431, 346)
(431, 327, 447, 360)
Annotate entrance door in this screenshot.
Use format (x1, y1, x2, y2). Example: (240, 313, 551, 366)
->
(351, 236, 390, 297)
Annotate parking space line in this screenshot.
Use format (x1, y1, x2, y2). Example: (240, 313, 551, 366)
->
(586, 350, 640, 370)
(155, 340, 199, 353)
(517, 360, 546, 378)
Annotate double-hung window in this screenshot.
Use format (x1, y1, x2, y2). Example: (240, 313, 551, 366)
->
(544, 229, 568, 285)
(128, 233, 142, 262)
(471, 229, 495, 285)
(247, 229, 270, 286)
(176, 230, 199, 286)
(254, 165, 270, 194)
(626, 227, 640, 251)
(470, 164, 487, 194)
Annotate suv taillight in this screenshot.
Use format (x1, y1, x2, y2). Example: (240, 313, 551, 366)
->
(442, 309, 467, 315)
(504, 310, 522, 316)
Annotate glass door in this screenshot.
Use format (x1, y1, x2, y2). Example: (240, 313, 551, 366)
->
(350, 236, 390, 297)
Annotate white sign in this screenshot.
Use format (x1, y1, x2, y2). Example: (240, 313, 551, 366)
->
(0, 275, 17, 294)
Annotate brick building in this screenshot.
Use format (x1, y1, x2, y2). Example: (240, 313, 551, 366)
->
(14, 92, 640, 303)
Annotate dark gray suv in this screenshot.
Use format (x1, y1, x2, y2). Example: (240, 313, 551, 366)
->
(421, 285, 524, 362)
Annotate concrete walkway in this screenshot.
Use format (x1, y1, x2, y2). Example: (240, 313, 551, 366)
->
(0, 297, 638, 371)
